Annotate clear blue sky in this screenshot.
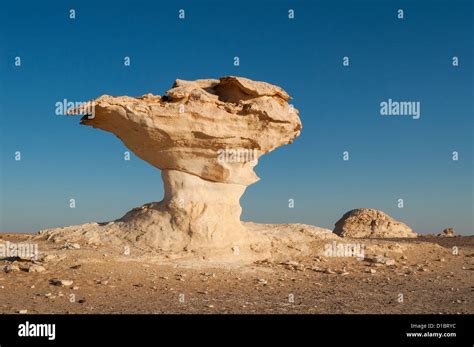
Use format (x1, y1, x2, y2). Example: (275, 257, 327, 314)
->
(0, 0, 472, 234)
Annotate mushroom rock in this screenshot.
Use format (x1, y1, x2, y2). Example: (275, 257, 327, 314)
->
(333, 208, 417, 238)
(40, 77, 307, 254)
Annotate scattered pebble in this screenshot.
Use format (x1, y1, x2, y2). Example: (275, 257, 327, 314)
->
(63, 242, 81, 250)
(366, 255, 396, 266)
(175, 274, 186, 281)
(27, 264, 46, 273)
(281, 260, 301, 268)
(40, 254, 56, 263)
(336, 268, 350, 275)
(310, 266, 324, 272)
(50, 279, 74, 287)
(2, 264, 20, 273)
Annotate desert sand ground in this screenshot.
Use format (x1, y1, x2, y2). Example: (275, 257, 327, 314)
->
(0, 233, 472, 314)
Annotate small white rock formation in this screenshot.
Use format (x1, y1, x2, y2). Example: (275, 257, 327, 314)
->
(37, 77, 339, 259)
(333, 208, 417, 238)
(437, 228, 455, 237)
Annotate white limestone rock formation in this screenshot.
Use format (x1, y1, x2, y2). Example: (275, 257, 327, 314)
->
(36, 76, 331, 258)
(333, 208, 417, 238)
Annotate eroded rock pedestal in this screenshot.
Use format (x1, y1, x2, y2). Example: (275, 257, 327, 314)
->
(37, 77, 338, 260)
(115, 169, 250, 251)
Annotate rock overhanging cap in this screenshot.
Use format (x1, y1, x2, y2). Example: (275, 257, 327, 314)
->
(69, 76, 301, 185)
